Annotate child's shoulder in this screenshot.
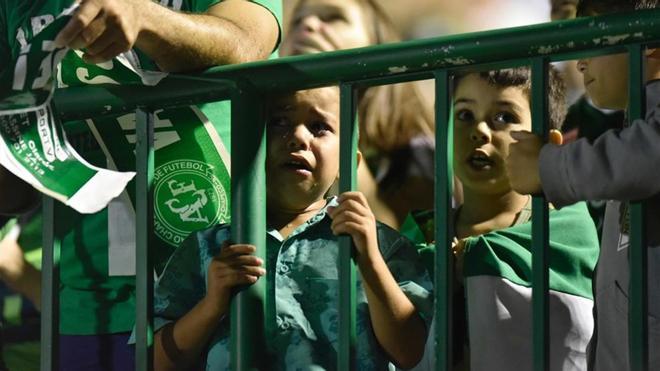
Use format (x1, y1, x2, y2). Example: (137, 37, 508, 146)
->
(375, 221, 416, 260)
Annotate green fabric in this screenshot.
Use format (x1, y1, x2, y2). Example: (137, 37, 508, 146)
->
(0, 0, 282, 334)
(400, 212, 426, 244)
(17, 213, 42, 268)
(463, 202, 599, 299)
(412, 202, 599, 299)
(3, 341, 40, 371)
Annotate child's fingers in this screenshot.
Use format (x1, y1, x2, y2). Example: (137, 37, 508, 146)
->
(329, 194, 370, 219)
(221, 272, 261, 286)
(218, 254, 263, 268)
(210, 259, 266, 277)
(232, 265, 266, 277)
(330, 210, 363, 230)
(330, 220, 362, 237)
(338, 191, 367, 204)
(548, 129, 563, 145)
(218, 244, 257, 258)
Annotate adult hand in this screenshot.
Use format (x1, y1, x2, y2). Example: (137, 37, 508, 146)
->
(54, 0, 146, 64)
(506, 130, 562, 195)
(328, 192, 379, 265)
(202, 242, 265, 317)
(506, 131, 543, 195)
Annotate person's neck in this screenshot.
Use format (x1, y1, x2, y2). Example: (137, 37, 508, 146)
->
(267, 198, 328, 239)
(455, 189, 529, 239)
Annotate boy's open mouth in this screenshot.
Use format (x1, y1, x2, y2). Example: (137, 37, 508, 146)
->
(283, 159, 313, 172)
(467, 151, 494, 170)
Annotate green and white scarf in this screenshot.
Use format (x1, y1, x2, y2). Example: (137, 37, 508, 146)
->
(0, 4, 137, 213)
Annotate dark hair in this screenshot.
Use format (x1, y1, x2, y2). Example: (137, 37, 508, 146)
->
(453, 67, 567, 130)
(577, 0, 658, 16)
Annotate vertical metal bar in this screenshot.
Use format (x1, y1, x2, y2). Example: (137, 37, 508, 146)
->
(135, 108, 155, 371)
(433, 70, 454, 371)
(628, 43, 648, 371)
(338, 83, 358, 370)
(41, 196, 59, 371)
(230, 83, 267, 371)
(531, 58, 550, 371)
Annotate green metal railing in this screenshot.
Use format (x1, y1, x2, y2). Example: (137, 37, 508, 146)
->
(40, 8, 660, 371)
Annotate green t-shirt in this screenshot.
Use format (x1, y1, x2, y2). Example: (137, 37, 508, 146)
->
(0, 0, 283, 334)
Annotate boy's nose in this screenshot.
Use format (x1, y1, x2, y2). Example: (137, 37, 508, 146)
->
(470, 121, 491, 144)
(287, 125, 312, 150)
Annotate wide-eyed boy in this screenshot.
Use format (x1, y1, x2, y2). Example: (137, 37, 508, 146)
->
(408, 67, 599, 371)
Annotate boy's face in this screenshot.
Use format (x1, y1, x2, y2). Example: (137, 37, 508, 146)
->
(453, 74, 532, 195)
(281, 0, 372, 55)
(266, 87, 340, 210)
(578, 53, 629, 110)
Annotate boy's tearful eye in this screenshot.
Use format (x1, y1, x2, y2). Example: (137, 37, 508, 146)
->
(308, 120, 334, 136)
(268, 117, 291, 131)
(455, 108, 474, 123)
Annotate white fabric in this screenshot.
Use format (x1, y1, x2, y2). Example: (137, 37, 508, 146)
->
(410, 276, 593, 371)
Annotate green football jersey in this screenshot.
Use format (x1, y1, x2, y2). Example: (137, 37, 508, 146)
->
(0, 0, 282, 334)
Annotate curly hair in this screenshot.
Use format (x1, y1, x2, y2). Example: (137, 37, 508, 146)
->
(453, 67, 567, 131)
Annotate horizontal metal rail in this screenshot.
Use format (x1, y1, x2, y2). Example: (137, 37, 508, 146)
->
(54, 9, 660, 120)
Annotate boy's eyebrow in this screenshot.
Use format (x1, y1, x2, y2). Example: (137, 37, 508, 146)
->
(495, 100, 526, 113)
(453, 98, 527, 114)
(309, 106, 338, 121)
(454, 98, 475, 105)
(272, 104, 294, 112)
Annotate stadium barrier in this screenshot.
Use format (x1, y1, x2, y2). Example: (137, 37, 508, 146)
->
(41, 8, 660, 371)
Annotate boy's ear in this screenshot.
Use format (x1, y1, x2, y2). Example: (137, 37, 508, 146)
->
(334, 151, 363, 182)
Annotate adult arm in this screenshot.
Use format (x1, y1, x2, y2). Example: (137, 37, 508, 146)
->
(55, 0, 280, 72)
(540, 111, 660, 207)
